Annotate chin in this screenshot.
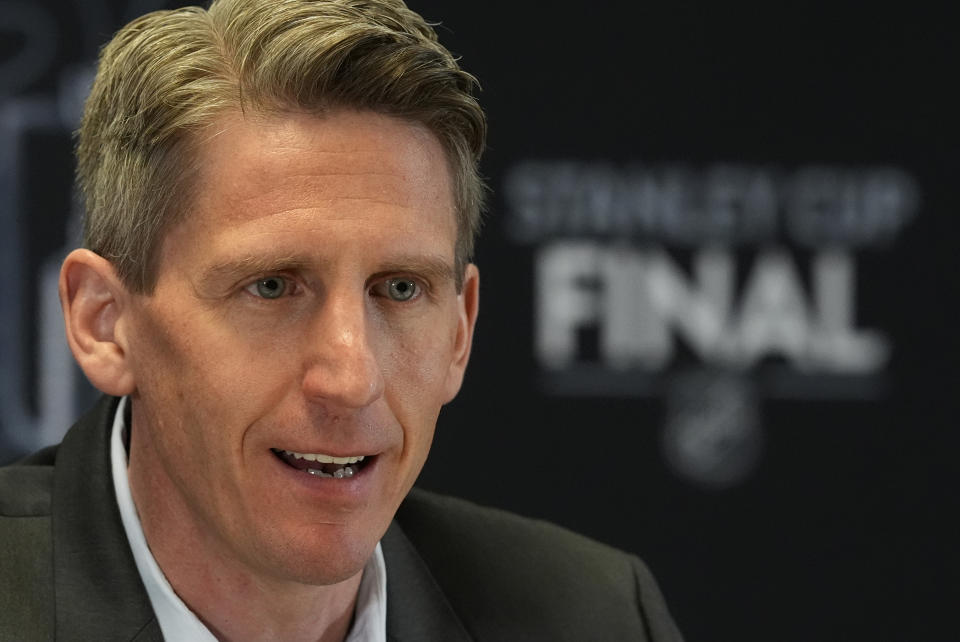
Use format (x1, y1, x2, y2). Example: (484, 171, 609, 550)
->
(285, 559, 368, 587)
(257, 524, 379, 587)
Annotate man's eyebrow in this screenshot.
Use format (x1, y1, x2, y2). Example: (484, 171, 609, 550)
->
(376, 256, 457, 283)
(200, 254, 314, 283)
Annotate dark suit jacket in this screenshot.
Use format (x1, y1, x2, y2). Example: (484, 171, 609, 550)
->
(1, 397, 683, 641)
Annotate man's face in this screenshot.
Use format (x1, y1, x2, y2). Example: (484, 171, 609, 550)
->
(120, 109, 477, 586)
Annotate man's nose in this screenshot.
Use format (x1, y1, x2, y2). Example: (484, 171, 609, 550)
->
(300, 292, 385, 410)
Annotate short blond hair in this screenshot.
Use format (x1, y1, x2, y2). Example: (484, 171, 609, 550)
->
(77, 0, 486, 292)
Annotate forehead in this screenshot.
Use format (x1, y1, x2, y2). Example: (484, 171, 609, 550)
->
(170, 109, 457, 255)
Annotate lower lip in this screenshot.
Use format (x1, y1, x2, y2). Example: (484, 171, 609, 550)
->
(268, 451, 379, 504)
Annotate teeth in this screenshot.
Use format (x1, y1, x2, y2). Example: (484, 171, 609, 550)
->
(306, 468, 332, 478)
(307, 465, 357, 479)
(282, 450, 365, 464)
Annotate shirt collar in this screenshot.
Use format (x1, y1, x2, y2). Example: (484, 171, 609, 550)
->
(110, 396, 387, 641)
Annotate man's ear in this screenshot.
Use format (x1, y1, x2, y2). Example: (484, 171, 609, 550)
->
(59, 249, 136, 396)
(442, 263, 480, 403)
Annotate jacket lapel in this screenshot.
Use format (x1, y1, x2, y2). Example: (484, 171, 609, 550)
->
(381, 520, 473, 642)
(51, 396, 161, 641)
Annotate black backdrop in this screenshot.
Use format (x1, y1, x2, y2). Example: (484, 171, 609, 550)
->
(1, 2, 956, 640)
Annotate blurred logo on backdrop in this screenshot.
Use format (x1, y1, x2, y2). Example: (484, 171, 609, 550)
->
(504, 162, 918, 488)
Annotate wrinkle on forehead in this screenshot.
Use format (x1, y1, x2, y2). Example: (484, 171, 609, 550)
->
(190, 110, 453, 229)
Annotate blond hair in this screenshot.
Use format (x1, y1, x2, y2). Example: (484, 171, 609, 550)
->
(76, 0, 486, 292)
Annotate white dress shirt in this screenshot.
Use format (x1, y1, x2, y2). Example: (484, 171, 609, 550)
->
(110, 397, 387, 641)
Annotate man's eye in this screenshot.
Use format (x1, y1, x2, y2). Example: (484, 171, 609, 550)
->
(245, 276, 288, 299)
(385, 278, 419, 302)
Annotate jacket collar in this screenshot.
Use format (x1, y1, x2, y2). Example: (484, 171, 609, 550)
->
(382, 521, 472, 641)
(52, 395, 162, 640)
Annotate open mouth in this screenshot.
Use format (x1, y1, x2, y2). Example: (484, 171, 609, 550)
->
(271, 448, 372, 479)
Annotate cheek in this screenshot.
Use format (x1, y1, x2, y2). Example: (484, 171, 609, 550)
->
(130, 304, 281, 446)
(150, 301, 293, 387)
(384, 312, 457, 390)
(379, 316, 458, 449)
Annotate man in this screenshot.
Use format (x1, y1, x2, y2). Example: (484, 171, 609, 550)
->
(0, 0, 683, 639)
